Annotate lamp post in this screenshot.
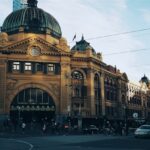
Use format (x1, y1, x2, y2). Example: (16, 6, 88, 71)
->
(17, 106, 21, 122)
(67, 105, 71, 131)
(124, 105, 128, 136)
(66, 83, 72, 126)
(144, 101, 147, 122)
(65, 72, 72, 118)
(77, 103, 81, 129)
(65, 73, 73, 129)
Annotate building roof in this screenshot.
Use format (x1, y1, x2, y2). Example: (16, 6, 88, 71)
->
(1, 0, 62, 38)
(71, 36, 96, 53)
(140, 74, 149, 86)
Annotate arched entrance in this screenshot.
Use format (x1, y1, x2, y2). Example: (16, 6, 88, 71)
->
(10, 88, 55, 123)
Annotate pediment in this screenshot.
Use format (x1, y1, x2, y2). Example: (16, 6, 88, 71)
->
(1, 37, 68, 56)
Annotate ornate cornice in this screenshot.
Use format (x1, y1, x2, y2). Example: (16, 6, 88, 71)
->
(0, 50, 27, 55)
(71, 57, 107, 69)
(0, 49, 71, 57)
(0, 36, 71, 56)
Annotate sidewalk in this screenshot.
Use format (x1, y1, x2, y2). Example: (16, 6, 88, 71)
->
(0, 129, 133, 139)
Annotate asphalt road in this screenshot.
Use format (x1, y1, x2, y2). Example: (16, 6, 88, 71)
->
(0, 135, 150, 150)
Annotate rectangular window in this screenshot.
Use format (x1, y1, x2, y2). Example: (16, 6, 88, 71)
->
(48, 64, 55, 72)
(25, 62, 31, 71)
(13, 62, 20, 71)
(36, 63, 43, 72)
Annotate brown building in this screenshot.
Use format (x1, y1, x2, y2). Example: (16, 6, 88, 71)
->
(0, 0, 129, 126)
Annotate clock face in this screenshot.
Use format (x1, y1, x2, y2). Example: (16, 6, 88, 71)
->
(30, 47, 40, 56)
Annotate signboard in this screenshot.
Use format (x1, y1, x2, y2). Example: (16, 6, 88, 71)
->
(10, 105, 55, 111)
(133, 112, 138, 119)
(67, 105, 71, 112)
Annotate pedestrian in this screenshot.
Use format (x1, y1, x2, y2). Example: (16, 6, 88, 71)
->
(42, 123, 47, 133)
(124, 123, 129, 136)
(113, 122, 118, 135)
(21, 122, 26, 134)
(118, 122, 123, 136)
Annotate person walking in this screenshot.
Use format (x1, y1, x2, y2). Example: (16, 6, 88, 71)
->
(21, 122, 26, 134)
(124, 123, 129, 136)
(118, 122, 123, 136)
(42, 123, 47, 134)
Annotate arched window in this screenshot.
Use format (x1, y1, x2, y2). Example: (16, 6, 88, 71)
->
(94, 74, 100, 98)
(104, 77, 110, 100)
(11, 88, 55, 106)
(71, 70, 86, 117)
(104, 77, 118, 101)
(10, 88, 55, 123)
(71, 71, 84, 97)
(72, 71, 83, 80)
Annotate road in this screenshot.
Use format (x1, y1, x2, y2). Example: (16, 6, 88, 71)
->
(0, 135, 150, 150)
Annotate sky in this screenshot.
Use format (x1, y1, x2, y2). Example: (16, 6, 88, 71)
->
(0, 0, 150, 83)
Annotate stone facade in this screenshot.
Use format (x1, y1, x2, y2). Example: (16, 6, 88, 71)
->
(0, 1, 149, 125)
(0, 30, 128, 121)
(127, 80, 150, 121)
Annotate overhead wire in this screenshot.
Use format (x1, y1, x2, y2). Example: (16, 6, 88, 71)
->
(86, 27, 150, 41)
(70, 27, 150, 58)
(96, 32, 150, 43)
(103, 48, 150, 56)
(131, 64, 150, 68)
(70, 27, 150, 43)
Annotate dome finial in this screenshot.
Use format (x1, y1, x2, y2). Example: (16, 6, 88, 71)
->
(27, 0, 38, 7)
(81, 34, 84, 40)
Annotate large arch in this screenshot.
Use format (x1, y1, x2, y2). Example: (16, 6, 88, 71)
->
(7, 83, 59, 122)
(10, 88, 55, 122)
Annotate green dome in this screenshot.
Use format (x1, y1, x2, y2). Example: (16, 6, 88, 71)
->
(140, 75, 149, 85)
(1, 7, 62, 38)
(71, 36, 96, 53)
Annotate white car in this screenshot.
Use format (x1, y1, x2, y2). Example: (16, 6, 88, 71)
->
(134, 125, 150, 138)
(83, 125, 99, 134)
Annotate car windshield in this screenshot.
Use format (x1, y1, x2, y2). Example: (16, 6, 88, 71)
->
(139, 125, 150, 129)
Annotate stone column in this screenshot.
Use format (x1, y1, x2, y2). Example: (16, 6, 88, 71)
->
(0, 59, 6, 114)
(87, 69, 95, 116)
(117, 79, 122, 119)
(60, 62, 71, 116)
(100, 72, 105, 116)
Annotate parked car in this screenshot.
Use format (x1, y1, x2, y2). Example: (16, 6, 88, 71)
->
(134, 124, 150, 138)
(83, 125, 99, 134)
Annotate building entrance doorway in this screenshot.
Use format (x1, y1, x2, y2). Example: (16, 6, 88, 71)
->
(10, 88, 55, 123)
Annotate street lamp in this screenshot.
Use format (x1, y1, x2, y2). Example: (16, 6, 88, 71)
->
(124, 105, 127, 120)
(144, 101, 147, 122)
(123, 105, 128, 136)
(66, 84, 72, 116)
(67, 105, 71, 131)
(65, 72, 73, 117)
(17, 106, 21, 122)
(67, 105, 71, 116)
